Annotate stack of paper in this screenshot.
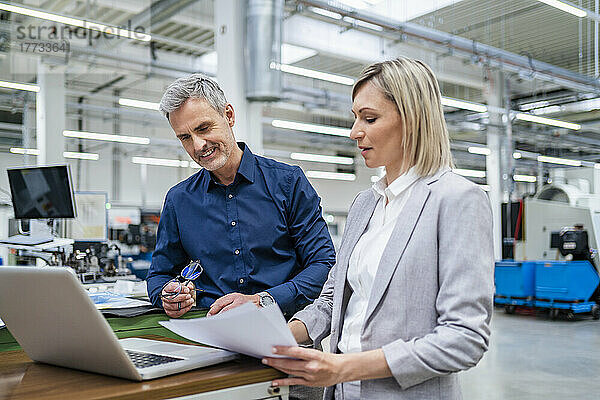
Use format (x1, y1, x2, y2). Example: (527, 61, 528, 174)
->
(159, 302, 297, 359)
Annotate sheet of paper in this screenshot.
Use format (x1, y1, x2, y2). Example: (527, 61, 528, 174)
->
(88, 292, 152, 309)
(0, 317, 5, 329)
(159, 302, 297, 359)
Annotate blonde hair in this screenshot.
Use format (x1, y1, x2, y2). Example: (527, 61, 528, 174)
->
(352, 57, 454, 176)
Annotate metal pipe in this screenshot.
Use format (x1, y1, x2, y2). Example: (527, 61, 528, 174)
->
(297, 0, 600, 93)
(245, 0, 283, 101)
(594, 0, 600, 79)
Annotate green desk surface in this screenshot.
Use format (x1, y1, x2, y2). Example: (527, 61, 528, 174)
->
(0, 310, 208, 352)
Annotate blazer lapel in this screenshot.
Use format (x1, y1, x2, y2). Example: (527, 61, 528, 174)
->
(363, 181, 431, 326)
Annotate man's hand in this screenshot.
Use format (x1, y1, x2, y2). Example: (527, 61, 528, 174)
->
(207, 293, 259, 316)
(161, 281, 196, 318)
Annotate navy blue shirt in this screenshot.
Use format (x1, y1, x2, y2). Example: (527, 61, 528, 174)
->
(147, 143, 336, 315)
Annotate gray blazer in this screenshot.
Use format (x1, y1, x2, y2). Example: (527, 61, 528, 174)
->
(294, 169, 494, 400)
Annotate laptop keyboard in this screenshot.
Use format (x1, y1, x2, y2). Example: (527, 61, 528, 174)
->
(125, 349, 184, 369)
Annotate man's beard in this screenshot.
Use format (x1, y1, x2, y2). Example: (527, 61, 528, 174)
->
(195, 143, 231, 171)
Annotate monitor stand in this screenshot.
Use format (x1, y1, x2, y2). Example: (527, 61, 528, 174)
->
(0, 235, 54, 246)
(0, 219, 54, 246)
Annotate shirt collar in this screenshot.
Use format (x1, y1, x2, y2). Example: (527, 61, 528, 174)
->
(203, 142, 256, 191)
(372, 166, 420, 201)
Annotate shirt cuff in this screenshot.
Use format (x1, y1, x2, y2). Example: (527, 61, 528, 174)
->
(266, 282, 297, 315)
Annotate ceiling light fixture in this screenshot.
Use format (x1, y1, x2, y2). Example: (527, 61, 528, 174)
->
(270, 62, 355, 86)
(308, 6, 343, 19)
(118, 98, 160, 111)
(515, 113, 581, 130)
(290, 152, 354, 165)
(537, 155, 582, 166)
(514, 174, 537, 182)
(64, 130, 150, 145)
(536, 0, 587, 18)
(0, 80, 40, 92)
(10, 147, 40, 155)
(441, 97, 488, 113)
(453, 168, 486, 178)
(272, 119, 350, 137)
(132, 157, 190, 168)
(467, 146, 492, 156)
(63, 151, 99, 160)
(0, 2, 151, 41)
(305, 171, 356, 181)
(10, 148, 99, 160)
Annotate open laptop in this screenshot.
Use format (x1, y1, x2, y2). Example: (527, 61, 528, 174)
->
(0, 266, 238, 381)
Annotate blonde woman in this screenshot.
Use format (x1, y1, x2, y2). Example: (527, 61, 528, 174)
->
(263, 58, 494, 400)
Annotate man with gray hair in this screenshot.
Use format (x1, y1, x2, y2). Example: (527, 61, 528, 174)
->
(146, 73, 335, 321)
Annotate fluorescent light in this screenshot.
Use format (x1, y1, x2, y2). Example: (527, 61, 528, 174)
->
(519, 100, 550, 111)
(0, 3, 151, 41)
(537, 155, 582, 166)
(514, 174, 537, 183)
(342, 16, 384, 31)
(281, 44, 318, 65)
(441, 97, 487, 113)
(308, 6, 342, 19)
(468, 146, 491, 156)
(515, 113, 581, 130)
(10, 147, 40, 155)
(531, 105, 563, 115)
(305, 171, 356, 181)
(64, 130, 150, 145)
(0, 80, 40, 92)
(272, 119, 350, 137)
(270, 62, 355, 86)
(118, 98, 160, 111)
(453, 168, 486, 178)
(536, 0, 587, 17)
(132, 157, 189, 168)
(291, 152, 354, 165)
(513, 152, 522, 159)
(10, 148, 98, 160)
(63, 151, 99, 160)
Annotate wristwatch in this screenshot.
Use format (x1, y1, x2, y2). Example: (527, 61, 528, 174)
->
(257, 291, 275, 307)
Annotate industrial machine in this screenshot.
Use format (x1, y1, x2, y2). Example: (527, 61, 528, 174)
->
(496, 167, 600, 319)
(0, 165, 137, 283)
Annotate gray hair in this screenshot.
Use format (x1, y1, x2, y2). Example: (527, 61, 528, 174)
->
(159, 73, 227, 119)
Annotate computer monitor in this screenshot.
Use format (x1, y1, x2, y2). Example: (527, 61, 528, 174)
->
(7, 165, 77, 219)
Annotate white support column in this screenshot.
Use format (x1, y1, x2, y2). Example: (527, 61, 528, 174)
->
(214, 0, 263, 155)
(36, 60, 65, 165)
(486, 70, 505, 261)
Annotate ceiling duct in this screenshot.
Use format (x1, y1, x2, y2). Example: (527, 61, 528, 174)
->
(245, 0, 283, 101)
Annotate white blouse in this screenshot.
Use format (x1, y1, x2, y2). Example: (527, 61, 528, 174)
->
(338, 167, 421, 354)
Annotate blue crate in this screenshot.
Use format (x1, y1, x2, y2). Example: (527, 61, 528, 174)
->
(494, 260, 536, 298)
(534, 261, 599, 302)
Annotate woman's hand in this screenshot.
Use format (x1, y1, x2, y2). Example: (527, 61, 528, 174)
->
(263, 347, 392, 388)
(262, 346, 348, 387)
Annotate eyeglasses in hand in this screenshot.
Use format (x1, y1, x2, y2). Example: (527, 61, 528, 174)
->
(160, 260, 204, 300)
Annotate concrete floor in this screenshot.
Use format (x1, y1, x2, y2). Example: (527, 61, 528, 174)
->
(460, 308, 600, 400)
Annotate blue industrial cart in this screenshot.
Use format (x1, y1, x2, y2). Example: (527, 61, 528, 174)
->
(533, 261, 600, 319)
(494, 260, 536, 313)
(494, 260, 600, 319)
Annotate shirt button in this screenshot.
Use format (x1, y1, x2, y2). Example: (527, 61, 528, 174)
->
(239, 278, 244, 284)
(234, 249, 240, 255)
(228, 194, 233, 199)
(231, 221, 236, 226)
